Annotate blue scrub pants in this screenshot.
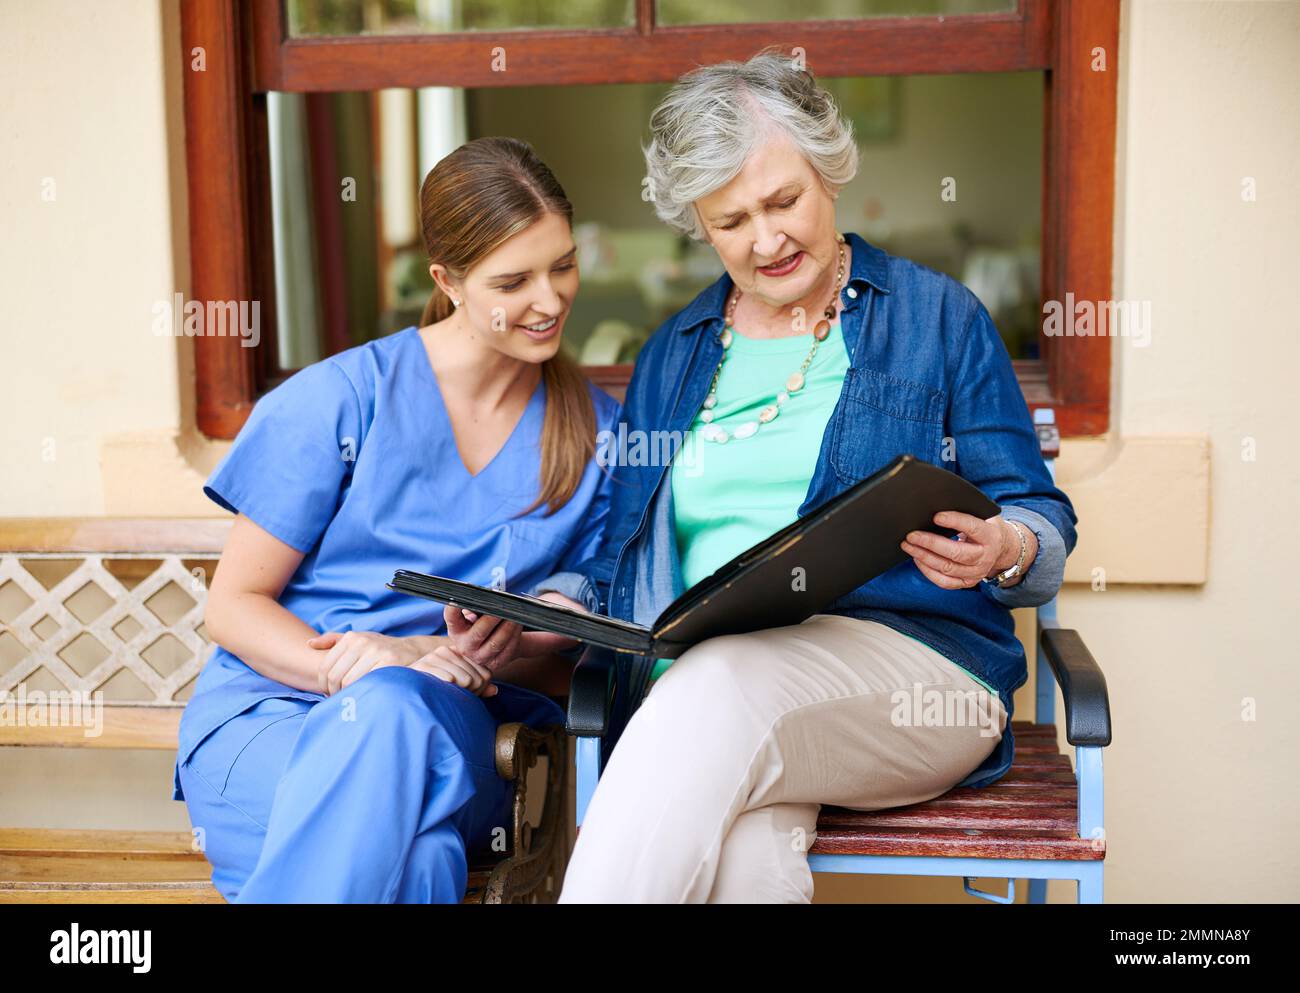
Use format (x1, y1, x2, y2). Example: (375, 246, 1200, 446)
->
(176, 666, 564, 903)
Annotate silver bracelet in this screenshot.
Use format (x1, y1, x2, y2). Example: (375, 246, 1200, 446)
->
(986, 520, 1028, 587)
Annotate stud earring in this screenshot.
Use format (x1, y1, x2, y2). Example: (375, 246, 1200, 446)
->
(452, 298, 461, 308)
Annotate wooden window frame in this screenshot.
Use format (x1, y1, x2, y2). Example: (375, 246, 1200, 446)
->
(181, 0, 1116, 439)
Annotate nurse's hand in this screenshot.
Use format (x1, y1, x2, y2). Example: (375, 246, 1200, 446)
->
(308, 630, 444, 695)
(450, 592, 582, 664)
(410, 645, 499, 697)
(443, 603, 527, 671)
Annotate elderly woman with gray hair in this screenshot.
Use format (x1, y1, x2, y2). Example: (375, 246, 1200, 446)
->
(501, 49, 1078, 902)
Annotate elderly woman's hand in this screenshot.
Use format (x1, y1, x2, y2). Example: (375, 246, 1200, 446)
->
(901, 512, 1038, 590)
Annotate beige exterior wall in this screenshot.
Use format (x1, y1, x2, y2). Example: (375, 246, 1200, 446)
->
(1, 0, 1296, 901)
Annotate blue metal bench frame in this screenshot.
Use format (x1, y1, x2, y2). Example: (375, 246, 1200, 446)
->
(566, 408, 1112, 903)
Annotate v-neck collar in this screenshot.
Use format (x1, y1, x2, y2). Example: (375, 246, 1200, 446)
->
(407, 326, 545, 480)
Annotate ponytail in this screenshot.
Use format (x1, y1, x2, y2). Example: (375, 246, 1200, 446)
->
(525, 349, 596, 516)
(419, 280, 455, 328)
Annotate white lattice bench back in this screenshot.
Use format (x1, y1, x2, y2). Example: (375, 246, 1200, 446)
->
(0, 519, 230, 749)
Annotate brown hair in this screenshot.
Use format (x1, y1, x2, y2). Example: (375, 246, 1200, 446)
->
(418, 137, 596, 517)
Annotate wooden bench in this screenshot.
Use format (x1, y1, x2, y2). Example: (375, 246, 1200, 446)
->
(569, 408, 1113, 902)
(0, 519, 569, 904)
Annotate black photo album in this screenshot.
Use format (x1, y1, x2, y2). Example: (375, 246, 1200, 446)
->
(388, 454, 1000, 658)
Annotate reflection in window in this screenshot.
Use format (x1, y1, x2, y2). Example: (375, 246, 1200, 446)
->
(657, 0, 1014, 26)
(286, 0, 633, 35)
(265, 72, 1043, 372)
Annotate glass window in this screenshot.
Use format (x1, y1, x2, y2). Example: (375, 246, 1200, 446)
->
(286, 0, 634, 36)
(264, 70, 1043, 371)
(657, 0, 1015, 26)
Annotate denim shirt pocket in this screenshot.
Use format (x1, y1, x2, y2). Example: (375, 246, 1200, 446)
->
(830, 367, 947, 486)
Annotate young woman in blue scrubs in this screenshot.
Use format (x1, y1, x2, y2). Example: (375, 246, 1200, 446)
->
(171, 136, 618, 903)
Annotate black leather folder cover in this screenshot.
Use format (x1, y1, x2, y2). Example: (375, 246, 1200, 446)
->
(388, 454, 1000, 657)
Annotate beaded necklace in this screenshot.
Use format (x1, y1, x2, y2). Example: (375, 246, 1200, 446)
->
(698, 233, 847, 444)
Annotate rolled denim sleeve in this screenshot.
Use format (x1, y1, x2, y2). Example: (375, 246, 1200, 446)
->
(982, 505, 1068, 608)
(527, 570, 602, 613)
(526, 393, 622, 646)
(552, 392, 622, 573)
(525, 571, 602, 660)
(526, 393, 621, 616)
(524, 326, 679, 620)
(947, 296, 1078, 610)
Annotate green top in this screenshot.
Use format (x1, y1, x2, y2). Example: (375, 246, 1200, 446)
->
(649, 317, 1000, 700)
(651, 319, 850, 683)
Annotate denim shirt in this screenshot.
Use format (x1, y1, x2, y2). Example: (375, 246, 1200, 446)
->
(535, 232, 1078, 789)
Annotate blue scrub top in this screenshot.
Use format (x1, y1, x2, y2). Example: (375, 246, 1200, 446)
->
(174, 326, 620, 799)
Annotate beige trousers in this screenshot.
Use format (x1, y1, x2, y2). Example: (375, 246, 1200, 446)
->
(557, 614, 1007, 903)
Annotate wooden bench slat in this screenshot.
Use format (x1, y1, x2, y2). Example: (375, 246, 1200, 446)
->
(1002, 753, 1072, 770)
(0, 518, 230, 554)
(809, 826, 1102, 860)
(891, 786, 1078, 808)
(0, 827, 219, 909)
(0, 883, 226, 904)
(0, 707, 182, 749)
(0, 829, 211, 889)
(978, 768, 1076, 786)
(808, 721, 1100, 861)
(0, 828, 199, 857)
(1011, 742, 1068, 753)
(817, 803, 1080, 833)
(1, 854, 213, 884)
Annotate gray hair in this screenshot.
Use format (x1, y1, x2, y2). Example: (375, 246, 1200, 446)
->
(642, 48, 859, 241)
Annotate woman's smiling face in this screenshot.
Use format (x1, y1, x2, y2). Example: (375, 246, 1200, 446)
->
(693, 130, 840, 314)
(433, 210, 579, 362)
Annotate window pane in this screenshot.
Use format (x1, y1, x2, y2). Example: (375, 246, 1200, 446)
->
(263, 71, 1043, 374)
(286, 0, 634, 36)
(657, 0, 1014, 26)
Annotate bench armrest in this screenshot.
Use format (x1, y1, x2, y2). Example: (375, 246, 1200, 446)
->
(1039, 627, 1113, 747)
(566, 644, 617, 737)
